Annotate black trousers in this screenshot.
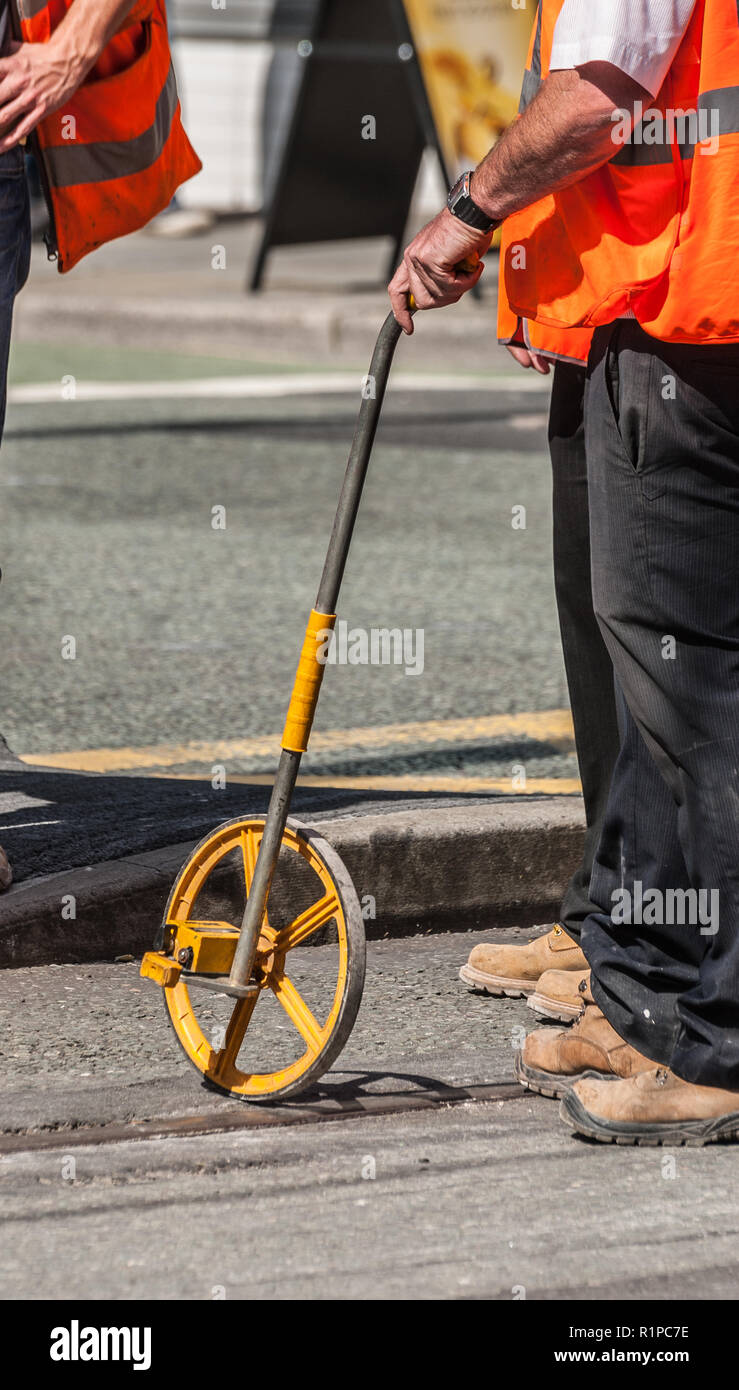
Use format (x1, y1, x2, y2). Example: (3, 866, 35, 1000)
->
(582, 320, 739, 1090)
(549, 362, 620, 941)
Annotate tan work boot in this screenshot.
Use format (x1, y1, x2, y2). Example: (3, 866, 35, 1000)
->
(459, 923, 586, 998)
(528, 967, 593, 1023)
(562, 1067, 739, 1146)
(0, 846, 11, 891)
(514, 1004, 654, 1098)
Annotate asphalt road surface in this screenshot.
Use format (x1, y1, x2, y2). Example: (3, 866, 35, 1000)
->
(0, 358, 584, 882)
(0, 374, 566, 763)
(2, 931, 737, 1301)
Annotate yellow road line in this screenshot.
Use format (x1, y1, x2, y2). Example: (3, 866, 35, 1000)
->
(151, 771, 582, 795)
(20, 708, 574, 775)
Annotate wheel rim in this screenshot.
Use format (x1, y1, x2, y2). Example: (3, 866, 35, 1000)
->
(162, 818, 353, 1098)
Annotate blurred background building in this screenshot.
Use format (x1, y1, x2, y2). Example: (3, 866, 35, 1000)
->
(23, 2, 536, 277)
(169, 0, 324, 215)
(165, 0, 532, 284)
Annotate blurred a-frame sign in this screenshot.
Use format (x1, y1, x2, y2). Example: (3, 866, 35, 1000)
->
(250, 0, 447, 290)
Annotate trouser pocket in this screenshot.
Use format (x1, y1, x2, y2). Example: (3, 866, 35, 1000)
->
(602, 321, 667, 497)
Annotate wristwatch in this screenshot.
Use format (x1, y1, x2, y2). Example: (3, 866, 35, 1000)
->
(447, 171, 497, 233)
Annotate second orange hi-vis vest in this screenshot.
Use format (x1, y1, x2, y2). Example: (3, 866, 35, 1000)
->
(10, 0, 201, 272)
(499, 0, 739, 345)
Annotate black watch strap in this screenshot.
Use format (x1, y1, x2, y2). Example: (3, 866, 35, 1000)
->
(447, 171, 496, 233)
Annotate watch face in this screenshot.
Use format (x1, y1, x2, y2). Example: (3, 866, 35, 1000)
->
(448, 171, 493, 232)
(450, 173, 469, 208)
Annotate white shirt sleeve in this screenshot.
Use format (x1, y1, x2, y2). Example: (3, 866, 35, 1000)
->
(550, 0, 699, 96)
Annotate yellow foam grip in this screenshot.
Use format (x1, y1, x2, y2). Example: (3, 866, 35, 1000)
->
(408, 253, 480, 312)
(281, 610, 336, 753)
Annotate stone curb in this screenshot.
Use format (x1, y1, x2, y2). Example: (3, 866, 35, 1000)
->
(0, 797, 584, 968)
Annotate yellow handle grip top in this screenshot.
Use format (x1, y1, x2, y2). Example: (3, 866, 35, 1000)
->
(408, 251, 481, 312)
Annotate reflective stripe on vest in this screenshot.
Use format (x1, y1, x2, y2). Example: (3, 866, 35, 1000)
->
(499, 0, 739, 343)
(518, 2, 542, 113)
(612, 86, 739, 164)
(44, 62, 178, 187)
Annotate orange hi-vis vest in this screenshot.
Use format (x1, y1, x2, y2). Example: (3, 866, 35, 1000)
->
(498, 0, 739, 346)
(10, 0, 201, 272)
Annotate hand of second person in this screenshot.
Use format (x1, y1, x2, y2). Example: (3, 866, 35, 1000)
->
(388, 208, 492, 334)
(506, 343, 551, 375)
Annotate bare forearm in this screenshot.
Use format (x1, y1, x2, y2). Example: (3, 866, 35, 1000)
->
(47, 0, 138, 90)
(470, 65, 647, 222)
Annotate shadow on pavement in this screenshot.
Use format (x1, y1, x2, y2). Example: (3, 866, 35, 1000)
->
(0, 761, 532, 887)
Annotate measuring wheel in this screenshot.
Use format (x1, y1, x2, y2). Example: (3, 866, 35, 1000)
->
(142, 816, 366, 1101)
(141, 284, 483, 1103)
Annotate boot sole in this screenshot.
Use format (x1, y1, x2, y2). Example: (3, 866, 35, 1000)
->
(527, 990, 584, 1023)
(561, 1088, 739, 1146)
(459, 964, 535, 998)
(514, 1052, 616, 1099)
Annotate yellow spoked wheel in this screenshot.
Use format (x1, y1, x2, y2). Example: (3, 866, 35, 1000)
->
(159, 816, 366, 1101)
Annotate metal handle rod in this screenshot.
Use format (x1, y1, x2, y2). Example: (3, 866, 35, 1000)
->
(229, 311, 406, 988)
(229, 746, 300, 987)
(316, 311, 403, 613)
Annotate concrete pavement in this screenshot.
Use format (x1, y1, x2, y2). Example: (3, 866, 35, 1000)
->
(13, 215, 511, 370)
(2, 932, 737, 1301)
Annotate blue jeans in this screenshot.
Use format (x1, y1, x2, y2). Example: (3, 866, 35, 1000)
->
(0, 144, 31, 439)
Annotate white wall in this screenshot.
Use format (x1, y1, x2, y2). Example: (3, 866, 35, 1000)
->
(173, 39, 272, 212)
